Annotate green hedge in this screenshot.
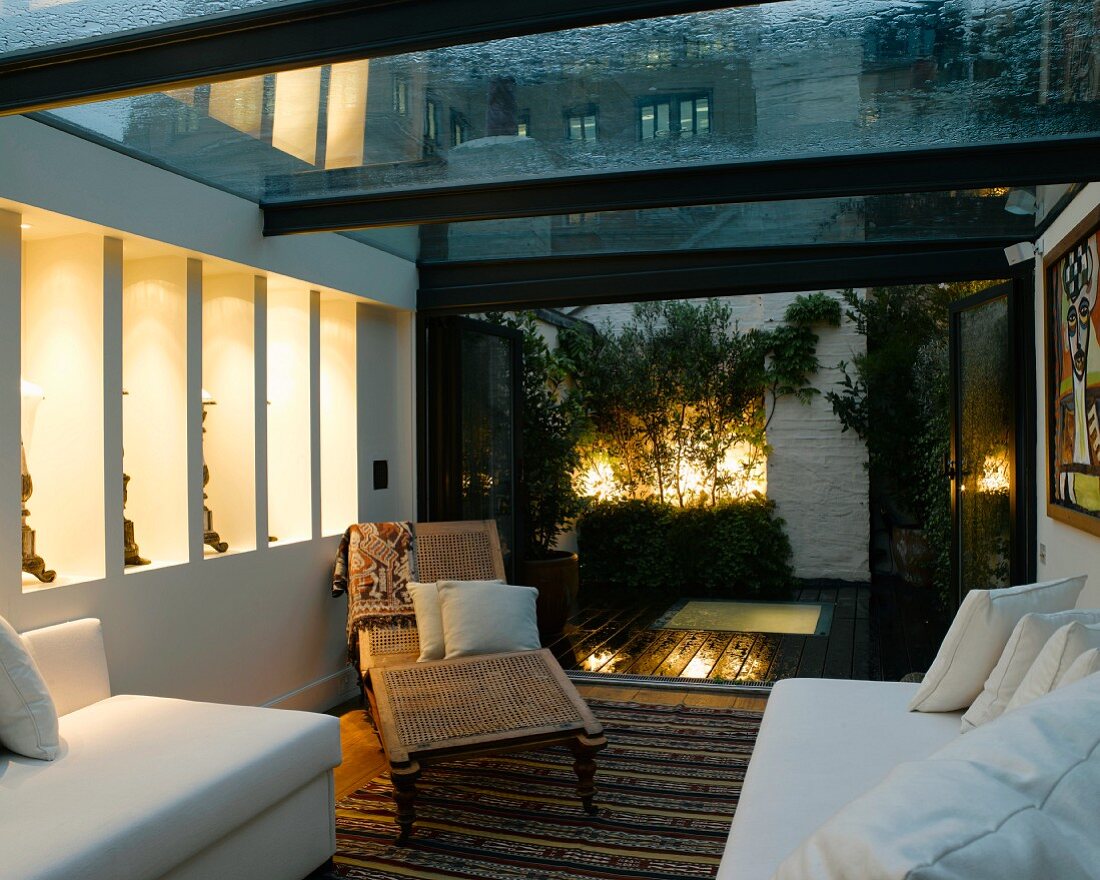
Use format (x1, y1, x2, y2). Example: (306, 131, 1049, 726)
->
(576, 497, 794, 599)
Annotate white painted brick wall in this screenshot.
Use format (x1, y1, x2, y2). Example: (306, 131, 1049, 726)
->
(569, 291, 869, 581)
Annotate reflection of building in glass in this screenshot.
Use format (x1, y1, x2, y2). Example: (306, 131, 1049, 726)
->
(106, 0, 1098, 251)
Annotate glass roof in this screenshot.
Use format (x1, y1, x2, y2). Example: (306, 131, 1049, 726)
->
(418, 188, 1040, 262)
(0, 0, 295, 57)
(36, 0, 1100, 208)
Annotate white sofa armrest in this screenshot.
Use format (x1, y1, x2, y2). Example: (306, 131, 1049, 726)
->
(21, 618, 111, 715)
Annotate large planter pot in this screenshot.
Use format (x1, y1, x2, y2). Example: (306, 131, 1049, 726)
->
(521, 551, 579, 640)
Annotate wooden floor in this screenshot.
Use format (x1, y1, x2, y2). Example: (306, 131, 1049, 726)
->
(547, 579, 944, 683)
(328, 683, 767, 801)
(548, 584, 870, 682)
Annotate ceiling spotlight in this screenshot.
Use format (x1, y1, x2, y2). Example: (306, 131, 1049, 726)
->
(19, 223, 31, 229)
(1005, 189, 1037, 216)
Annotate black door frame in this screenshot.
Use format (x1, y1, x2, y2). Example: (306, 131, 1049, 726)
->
(418, 314, 525, 573)
(948, 275, 1037, 608)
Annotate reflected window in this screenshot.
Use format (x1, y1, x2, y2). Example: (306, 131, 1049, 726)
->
(451, 109, 470, 146)
(392, 75, 409, 116)
(638, 92, 711, 140)
(565, 104, 598, 141)
(424, 98, 439, 153)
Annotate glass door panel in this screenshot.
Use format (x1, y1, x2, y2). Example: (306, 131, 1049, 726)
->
(949, 280, 1033, 605)
(425, 316, 522, 574)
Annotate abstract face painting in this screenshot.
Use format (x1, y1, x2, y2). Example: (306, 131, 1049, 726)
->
(1050, 225, 1100, 519)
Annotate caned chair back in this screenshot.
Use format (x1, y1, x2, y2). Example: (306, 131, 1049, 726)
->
(358, 520, 506, 672)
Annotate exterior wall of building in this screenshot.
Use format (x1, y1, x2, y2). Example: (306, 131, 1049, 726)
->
(569, 291, 870, 581)
(0, 118, 416, 712)
(1033, 182, 1100, 611)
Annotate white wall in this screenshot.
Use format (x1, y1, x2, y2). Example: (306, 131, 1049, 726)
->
(1034, 182, 1100, 610)
(0, 115, 417, 310)
(571, 292, 870, 581)
(764, 292, 869, 581)
(0, 123, 417, 712)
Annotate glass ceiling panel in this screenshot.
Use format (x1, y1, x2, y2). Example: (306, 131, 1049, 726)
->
(35, 0, 1100, 206)
(418, 188, 1043, 261)
(0, 0, 295, 57)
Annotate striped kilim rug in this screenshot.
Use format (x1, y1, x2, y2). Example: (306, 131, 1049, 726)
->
(331, 699, 764, 879)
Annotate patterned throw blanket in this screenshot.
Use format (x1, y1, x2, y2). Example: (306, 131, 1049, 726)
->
(332, 522, 418, 667)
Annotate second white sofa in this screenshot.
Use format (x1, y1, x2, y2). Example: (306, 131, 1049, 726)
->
(717, 678, 963, 880)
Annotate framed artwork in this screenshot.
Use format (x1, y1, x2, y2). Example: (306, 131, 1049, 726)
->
(1046, 207, 1100, 535)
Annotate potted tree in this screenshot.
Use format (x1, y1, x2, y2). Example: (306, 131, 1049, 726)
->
(501, 313, 585, 638)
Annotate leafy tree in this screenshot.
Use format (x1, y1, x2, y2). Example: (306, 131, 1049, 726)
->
(563, 294, 840, 508)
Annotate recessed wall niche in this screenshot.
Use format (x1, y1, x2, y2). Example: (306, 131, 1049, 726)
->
(320, 294, 358, 535)
(202, 271, 257, 556)
(21, 234, 106, 589)
(121, 254, 190, 571)
(267, 283, 312, 545)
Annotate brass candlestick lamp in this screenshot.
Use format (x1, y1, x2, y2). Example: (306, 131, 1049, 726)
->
(202, 389, 229, 553)
(122, 389, 150, 567)
(20, 379, 55, 583)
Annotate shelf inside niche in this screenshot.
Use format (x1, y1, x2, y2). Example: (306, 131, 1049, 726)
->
(20, 233, 106, 591)
(320, 294, 358, 536)
(122, 254, 189, 572)
(202, 271, 257, 556)
(267, 283, 313, 546)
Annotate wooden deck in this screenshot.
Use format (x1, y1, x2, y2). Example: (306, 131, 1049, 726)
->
(547, 578, 944, 683)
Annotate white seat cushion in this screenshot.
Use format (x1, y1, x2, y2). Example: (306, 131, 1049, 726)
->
(962, 608, 1100, 731)
(909, 576, 1087, 712)
(774, 672, 1100, 880)
(1005, 621, 1100, 713)
(1055, 648, 1100, 690)
(717, 679, 962, 880)
(0, 695, 341, 880)
(408, 579, 504, 662)
(437, 580, 540, 659)
(0, 614, 59, 760)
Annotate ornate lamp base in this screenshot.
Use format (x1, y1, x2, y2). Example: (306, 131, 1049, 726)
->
(204, 506, 228, 553)
(22, 522, 56, 583)
(124, 517, 151, 566)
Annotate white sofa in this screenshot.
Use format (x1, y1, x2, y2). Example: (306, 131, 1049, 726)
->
(0, 618, 342, 880)
(718, 678, 963, 880)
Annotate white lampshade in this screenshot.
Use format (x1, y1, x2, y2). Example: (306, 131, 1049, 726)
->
(201, 388, 215, 404)
(20, 378, 44, 441)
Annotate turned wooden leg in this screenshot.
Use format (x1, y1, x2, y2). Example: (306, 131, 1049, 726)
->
(570, 734, 607, 816)
(391, 762, 421, 845)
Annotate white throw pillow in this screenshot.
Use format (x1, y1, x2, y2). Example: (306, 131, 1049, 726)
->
(961, 607, 1100, 730)
(438, 580, 541, 659)
(908, 575, 1087, 712)
(0, 615, 59, 760)
(407, 579, 504, 662)
(776, 672, 1100, 880)
(1055, 647, 1100, 691)
(1004, 621, 1100, 713)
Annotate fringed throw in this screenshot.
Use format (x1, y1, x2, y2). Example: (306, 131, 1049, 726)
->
(332, 522, 418, 666)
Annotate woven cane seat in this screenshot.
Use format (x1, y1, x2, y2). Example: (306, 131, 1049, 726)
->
(371, 649, 604, 764)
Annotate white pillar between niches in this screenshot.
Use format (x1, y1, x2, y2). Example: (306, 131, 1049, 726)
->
(254, 275, 269, 552)
(103, 236, 125, 578)
(309, 290, 322, 540)
(0, 211, 21, 619)
(186, 258, 205, 563)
